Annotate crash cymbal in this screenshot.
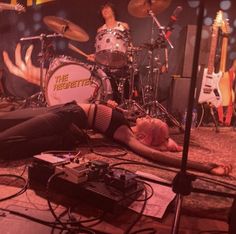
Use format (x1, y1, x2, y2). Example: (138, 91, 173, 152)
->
(43, 16, 89, 42)
(128, 0, 172, 18)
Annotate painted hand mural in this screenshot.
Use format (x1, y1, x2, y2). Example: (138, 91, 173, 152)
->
(3, 43, 42, 86)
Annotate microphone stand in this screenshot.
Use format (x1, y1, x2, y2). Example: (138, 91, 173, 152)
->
(171, 1, 205, 233)
(148, 10, 174, 49)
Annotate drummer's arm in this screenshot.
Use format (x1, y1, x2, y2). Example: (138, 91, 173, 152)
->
(118, 21, 130, 31)
(97, 26, 103, 33)
(120, 22, 133, 47)
(122, 22, 130, 31)
(87, 54, 95, 62)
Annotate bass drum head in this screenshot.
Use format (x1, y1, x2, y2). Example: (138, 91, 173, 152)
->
(46, 63, 100, 106)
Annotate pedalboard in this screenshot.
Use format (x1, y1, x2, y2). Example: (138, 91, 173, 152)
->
(28, 153, 144, 212)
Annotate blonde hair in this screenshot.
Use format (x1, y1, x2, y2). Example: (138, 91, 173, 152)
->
(135, 118, 169, 146)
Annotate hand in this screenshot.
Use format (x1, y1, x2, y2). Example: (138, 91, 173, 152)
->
(87, 54, 95, 62)
(167, 138, 183, 152)
(210, 164, 232, 176)
(106, 99, 118, 109)
(156, 138, 182, 152)
(3, 43, 44, 86)
(15, 3, 26, 13)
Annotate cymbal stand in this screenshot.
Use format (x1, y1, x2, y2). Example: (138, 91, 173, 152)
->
(141, 10, 182, 129)
(20, 33, 62, 107)
(118, 47, 147, 121)
(143, 17, 156, 105)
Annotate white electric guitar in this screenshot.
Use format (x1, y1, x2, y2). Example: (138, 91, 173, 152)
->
(0, 3, 25, 13)
(198, 11, 223, 108)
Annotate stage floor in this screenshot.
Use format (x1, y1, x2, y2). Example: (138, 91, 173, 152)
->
(0, 126, 235, 233)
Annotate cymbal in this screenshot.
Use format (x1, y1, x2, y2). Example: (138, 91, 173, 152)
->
(128, 0, 172, 18)
(43, 16, 89, 42)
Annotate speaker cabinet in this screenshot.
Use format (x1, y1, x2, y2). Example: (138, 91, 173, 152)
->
(169, 77, 191, 116)
(182, 25, 211, 78)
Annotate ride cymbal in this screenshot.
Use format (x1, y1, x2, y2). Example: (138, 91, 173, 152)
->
(128, 0, 172, 18)
(43, 16, 89, 42)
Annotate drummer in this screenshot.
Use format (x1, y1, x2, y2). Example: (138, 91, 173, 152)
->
(86, 2, 132, 104)
(87, 2, 130, 62)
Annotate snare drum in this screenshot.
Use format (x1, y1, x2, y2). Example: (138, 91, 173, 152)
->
(46, 56, 112, 106)
(95, 29, 129, 68)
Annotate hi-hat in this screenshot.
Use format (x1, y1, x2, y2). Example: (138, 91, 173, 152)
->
(43, 16, 89, 42)
(128, 0, 172, 18)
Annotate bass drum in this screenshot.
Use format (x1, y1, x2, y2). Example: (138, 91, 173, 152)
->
(46, 57, 112, 106)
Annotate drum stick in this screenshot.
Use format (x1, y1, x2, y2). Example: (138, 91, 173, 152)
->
(68, 43, 89, 58)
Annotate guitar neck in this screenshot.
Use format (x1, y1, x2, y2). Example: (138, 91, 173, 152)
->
(220, 35, 228, 72)
(207, 25, 219, 75)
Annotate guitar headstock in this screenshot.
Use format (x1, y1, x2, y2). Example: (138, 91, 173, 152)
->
(221, 16, 230, 34)
(14, 3, 26, 13)
(213, 10, 223, 28)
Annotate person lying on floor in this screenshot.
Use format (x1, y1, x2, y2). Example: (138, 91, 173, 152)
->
(0, 101, 232, 176)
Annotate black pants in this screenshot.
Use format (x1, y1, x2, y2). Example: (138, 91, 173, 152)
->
(0, 103, 87, 160)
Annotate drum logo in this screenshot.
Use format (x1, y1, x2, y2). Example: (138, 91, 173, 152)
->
(53, 74, 91, 91)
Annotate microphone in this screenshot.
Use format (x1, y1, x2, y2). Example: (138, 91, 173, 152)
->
(165, 6, 183, 39)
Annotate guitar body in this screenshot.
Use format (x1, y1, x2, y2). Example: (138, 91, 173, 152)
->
(198, 68, 222, 107)
(198, 11, 224, 109)
(219, 71, 235, 106)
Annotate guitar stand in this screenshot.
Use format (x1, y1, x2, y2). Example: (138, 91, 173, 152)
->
(209, 105, 220, 133)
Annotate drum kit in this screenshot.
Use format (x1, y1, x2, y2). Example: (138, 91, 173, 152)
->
(19, 0, 181, 128)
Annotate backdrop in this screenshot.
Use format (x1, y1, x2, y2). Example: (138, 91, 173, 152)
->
(0, 0, 236, 98)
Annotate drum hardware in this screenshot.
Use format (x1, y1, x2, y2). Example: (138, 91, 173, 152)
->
(130, 1, 173, 110)
(141, 38, 182, 130)
(127, 0, 182, 129)
(20, 33, 62, 106)
(117, 46, 147, 120)
(117, 77, 127, 104)
(19, 16, 91, 107)
(90, 67, 113, 103)
(140, 26, 171, 114)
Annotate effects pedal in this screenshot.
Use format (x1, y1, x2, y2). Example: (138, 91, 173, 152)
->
(28, 154, 144, 213)
(55, 159, 89, 184)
